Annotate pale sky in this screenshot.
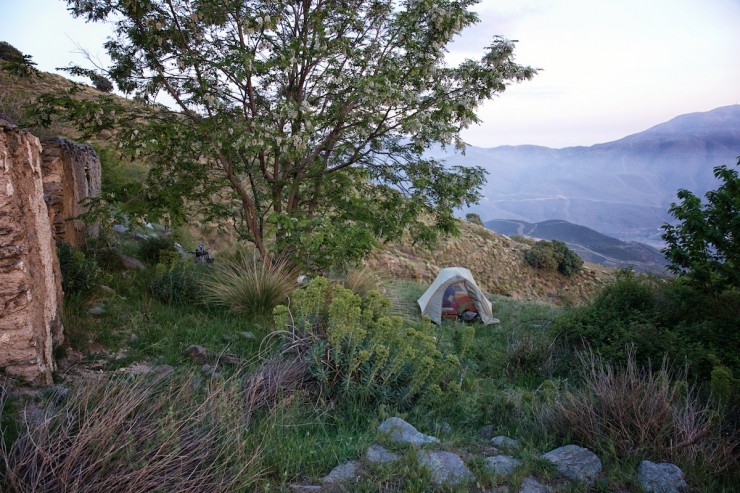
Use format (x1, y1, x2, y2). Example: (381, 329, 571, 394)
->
(2, 0, 739, 148)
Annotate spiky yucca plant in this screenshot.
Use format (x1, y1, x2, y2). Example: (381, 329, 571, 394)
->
(201, 252, 296, 318)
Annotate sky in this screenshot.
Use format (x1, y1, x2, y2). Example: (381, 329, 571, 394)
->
(1, 0, 739, 148)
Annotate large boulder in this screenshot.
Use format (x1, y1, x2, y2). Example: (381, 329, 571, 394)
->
(416, 450, 475, 486)
(377, 417, 439, 446)
(541, 444, 602, 485)
(637, 460, 687, 493)
(0, 121, 63, 385)
(40, 137, 101, 247)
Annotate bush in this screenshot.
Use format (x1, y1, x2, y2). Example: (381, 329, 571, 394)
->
(57, 241, 102, 295)
(0, 41, 24, 62)
(553, 270, 740, 382)
(138, 235, 177, 265)
(524, 240, 583, 276)
(273, 278, 462, 411)
(1, 373, 262, 492)
(466, 212, 484, 226)
(90, 73, 114, 92)
(201, 252, 295, 317)
(150, 255, 204, 306)
(550, 350, 736, 473)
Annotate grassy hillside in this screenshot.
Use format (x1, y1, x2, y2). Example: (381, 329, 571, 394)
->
(366, 218, 615, 306)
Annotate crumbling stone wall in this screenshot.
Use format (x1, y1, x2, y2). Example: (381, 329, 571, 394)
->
(1, 120, 63, 386)
(41, 137, 101, 247)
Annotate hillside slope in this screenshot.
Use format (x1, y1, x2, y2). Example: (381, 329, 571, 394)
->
(485, 218, 668, 273)
(366, 219, 615, 306)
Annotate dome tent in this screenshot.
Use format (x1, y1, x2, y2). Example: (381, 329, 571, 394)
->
(417, 267, 496, 325)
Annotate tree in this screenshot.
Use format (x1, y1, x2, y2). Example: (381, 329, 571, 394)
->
(661, 159, 740, 293)
(45, 0, 536, 270)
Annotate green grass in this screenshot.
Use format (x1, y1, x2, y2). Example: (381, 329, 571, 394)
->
(5, 268, 737, 492)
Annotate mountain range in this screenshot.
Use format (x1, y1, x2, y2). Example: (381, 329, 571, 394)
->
(438, 105, 740, 247)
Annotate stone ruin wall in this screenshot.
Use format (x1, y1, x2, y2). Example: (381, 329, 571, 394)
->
(0, 120, 63, 386)
(41, 137, 101, 247)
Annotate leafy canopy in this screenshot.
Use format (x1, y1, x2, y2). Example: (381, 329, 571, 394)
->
(47, 0, 536, 270)
(661, 159, 740, 293)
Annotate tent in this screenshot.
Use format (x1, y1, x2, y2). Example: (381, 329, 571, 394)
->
(417, 267, 497, 325)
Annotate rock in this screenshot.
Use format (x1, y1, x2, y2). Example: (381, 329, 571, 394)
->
(288, 485, 322, 492)
(365, 444, 399, 464)
(120, 255, 146, 270)
(99, 285, 115, 295)
(241, 331, 256, 340)
(492, 435, 521, 450)
(484, 455, 522, 477)
(40, 137, 101, 246)
(479, 424, 494, 439)
(0, 121, 63, 386)
(541, 444, 601, 485)
(417, 450, 475, 486)
(322, 460, 361, 484)
(129, 333, 139, 343)
(377, 417, 439, 446)
(182, 344, 209, 364)
(519, 476, 551, 493)
(222, 334, 238, 342)
(637, 460, 687, 493)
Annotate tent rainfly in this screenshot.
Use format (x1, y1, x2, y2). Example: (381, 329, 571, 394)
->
(417, 267, 496, 325)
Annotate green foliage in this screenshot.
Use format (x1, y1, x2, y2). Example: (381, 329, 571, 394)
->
(662, 160, 740, 293)
(57, 241, 102, 295)
(138, 235, 177, 265)
(40, 0, 537, 268)
(0, 41, 24, 62)
(201, 252, 296, 318)
(524, 240, 583, 276)
(274, 278, 462, 411)
(150, 257, 204, 306)
(710, 366, 738, 407)
(0, 42, 38, 77)
(552, 270, 740, 382)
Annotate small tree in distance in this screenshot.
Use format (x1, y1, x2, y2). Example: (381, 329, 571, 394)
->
(39, 0, 537, 270)
(661, 158, 740, 293)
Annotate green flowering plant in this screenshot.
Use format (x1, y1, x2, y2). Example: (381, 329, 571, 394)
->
(274, 277, 462, 410)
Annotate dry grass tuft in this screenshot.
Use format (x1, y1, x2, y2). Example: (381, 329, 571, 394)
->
(335, 265, 384, 298)
(1, 372, 263, 493)
(551, 349, 738, 472)
(201, 251, 296, 317)
(243, 356, 308, 422)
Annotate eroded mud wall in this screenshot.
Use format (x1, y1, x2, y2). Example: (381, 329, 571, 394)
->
(1, 120, 63, 386)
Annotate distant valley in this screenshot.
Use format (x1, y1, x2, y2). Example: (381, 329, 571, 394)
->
(440, 105, 740, 248)
(485, 218, 668, 274)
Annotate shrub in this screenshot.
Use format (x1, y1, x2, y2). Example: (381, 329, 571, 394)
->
(1, 373, 262, 492)
(553, 270, 740, 382)
(273, 278, 462, 411)
(332, 265, 383, 298)
(466, 212, 484, 226)
(201, 252, 295, 317)
(57, 241, 102, 295)
(150, 256, 204, 306)
(0, 42, 38, 77)
(90, 73, 114, 92)
(550, 350, 737, 473)
(138, 235, 177, 265)
(524, 240, 583, 276)
(0, 41, 24, 62)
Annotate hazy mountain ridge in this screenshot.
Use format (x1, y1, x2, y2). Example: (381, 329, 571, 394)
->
(441, 105, 740, 247)
(485, 218, 668, 273)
